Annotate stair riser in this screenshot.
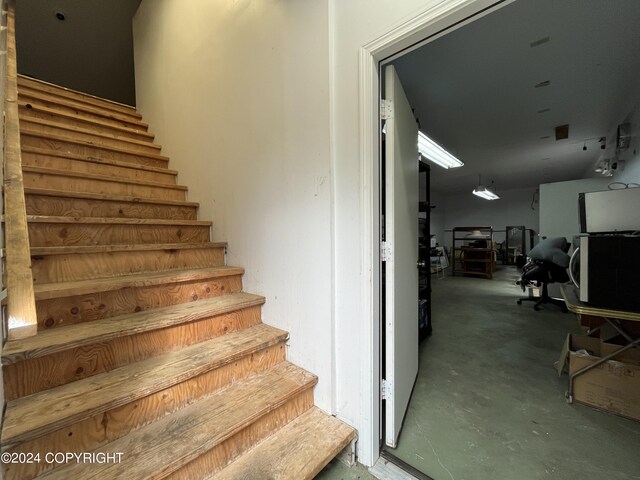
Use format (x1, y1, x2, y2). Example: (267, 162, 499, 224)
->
(19, 105, 153, 142)
(166, 392, 314, 480)
(23, 171, 186, 202)
(32, 247, 225, 284)
(36, 275, 243, 327)
(19, 92, 147, 130)
(25, 194, 198, 220)
(4, 305, 263, 400)
(18, 77, 141, 118)
(20, 118, 161, 155)
(20, 134, 167, 169)
(22, 150, 176, 184)
(2, 343, 287, 480)
(28, 223, 210, 247)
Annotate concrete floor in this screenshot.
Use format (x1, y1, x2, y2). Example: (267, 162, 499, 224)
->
(320, 266, 640, 479)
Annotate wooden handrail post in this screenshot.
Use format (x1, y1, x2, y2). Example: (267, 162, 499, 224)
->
(2, 0, 38, 340)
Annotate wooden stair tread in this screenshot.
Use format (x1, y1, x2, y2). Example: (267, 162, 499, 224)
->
(18, 74, 140, 115)
(34, 265, 243, 300)
(19, 101, 154, 139)
(18, 89, 147, 125)
(1, 323, 289, 450)
(20, 128, 168, 162)
(35, 362, 316, 480)
(26, 215, 210, 225)
(23, 165, 187, 191)
(20, 116, 161, 150)
(2, 292, 264, 363)
(21, 146, 175, 175)
(216, 407, 356, 480)
(30, 242, 225, 256)
(24, 187, 197, 208)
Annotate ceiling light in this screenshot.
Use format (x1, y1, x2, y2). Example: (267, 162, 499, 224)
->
(530, 37, 550, 48)
(535, 80, 551, 88)
(418, 131, 464, 169)
(55, 11, 66, 21)
(472, 175, 500, 200)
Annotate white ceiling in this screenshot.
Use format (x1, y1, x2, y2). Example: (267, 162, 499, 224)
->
(392, 0, 640, 194)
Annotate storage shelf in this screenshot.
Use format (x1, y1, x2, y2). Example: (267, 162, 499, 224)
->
(451, 226, 494, 279)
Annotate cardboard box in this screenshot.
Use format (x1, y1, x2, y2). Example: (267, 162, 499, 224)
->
(567, 334, 640, 421)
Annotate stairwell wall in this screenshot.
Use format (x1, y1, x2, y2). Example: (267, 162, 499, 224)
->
(133, 0, 334, 410)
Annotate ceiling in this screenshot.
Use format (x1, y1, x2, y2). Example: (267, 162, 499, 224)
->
(392, 0, 640, 194)
(15, 0, 141, 106)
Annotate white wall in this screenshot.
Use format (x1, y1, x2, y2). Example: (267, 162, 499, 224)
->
(539, 178, 611, 241)
(440, 186, 539, 248)
(133, 0, 334, 410)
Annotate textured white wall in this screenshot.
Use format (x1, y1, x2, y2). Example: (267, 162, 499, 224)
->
(133, 0, 334, 410)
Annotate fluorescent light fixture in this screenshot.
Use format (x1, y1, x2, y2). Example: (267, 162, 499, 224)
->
(472, 185, 500, 200)
(418, 131, 464, 169)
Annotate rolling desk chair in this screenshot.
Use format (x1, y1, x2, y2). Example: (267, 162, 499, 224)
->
(517, 237, 570, 312)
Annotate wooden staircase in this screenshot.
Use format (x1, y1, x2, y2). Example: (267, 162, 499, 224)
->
(1, 76, 355, 479)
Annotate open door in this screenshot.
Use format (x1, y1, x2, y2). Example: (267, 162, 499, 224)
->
(383, 64, 419, 448)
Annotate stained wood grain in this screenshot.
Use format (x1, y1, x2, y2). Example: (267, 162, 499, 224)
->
(4, 304, 264, 399)
(34, 363, 316, 480)
(18, 88, 146, 126)
(27, 216, 211, 247)
(36, 273, 243, 327)
(30, 242, 225, 283)
(1, 324, 290, 450)
(3, 344, 286, 480)
(18, 75, 142, 117)
(22, 146, 176, 183)
(3, 292, 262, 363)
(23, 166, 187, 201)
(3, 0, 38, 339)
(215, 407, 356, 480)
(20, 116, 161, 154)
(25, 188, 198, 220)
(19, 101, 154, 141)
(20, 129, 169, 168)
(167, 393, 314, 480)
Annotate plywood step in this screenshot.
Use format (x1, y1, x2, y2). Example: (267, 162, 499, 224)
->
(22, 166, 187, 201)
(3, 292, 264, 364)
(24, 187, 198, 220)
(18, 75, 141, 118)
(216, 407, 356, 480)
(3, 293, 266, 400)
(19, 101, 154, 142)
(22, 146, 177, 184)
(20, 116, 161, 155)
(30, 242, 226, 283)
(18, 88, 145, 127)
(27, 215, 211, 247)
(20, 129, 168, 169)
(31, 363, 316, 480)
(34, 265, 244, 327)
(1, 323, 289, 451)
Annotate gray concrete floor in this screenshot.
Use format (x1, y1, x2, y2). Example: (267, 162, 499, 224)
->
(319, 266, 640, 480)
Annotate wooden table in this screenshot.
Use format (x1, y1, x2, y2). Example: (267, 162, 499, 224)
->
(560, 284, 640, 403)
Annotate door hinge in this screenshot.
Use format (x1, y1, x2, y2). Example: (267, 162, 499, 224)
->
(381, 378, 392, 400)
(381, 241, 392, 262)
(380, 99, 393, 120)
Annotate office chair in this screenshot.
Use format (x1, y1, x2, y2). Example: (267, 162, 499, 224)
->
(516, 237, 570, 312)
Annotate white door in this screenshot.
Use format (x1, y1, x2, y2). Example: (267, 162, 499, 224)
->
(383, 65, 419, 448)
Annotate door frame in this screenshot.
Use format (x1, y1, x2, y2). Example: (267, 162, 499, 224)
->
(357, 0, 513, 466)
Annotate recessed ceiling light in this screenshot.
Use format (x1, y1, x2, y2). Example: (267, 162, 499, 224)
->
(535, 80, 551, 88)
(55, 10, 66, 21)
(537, 108, 550, 114)
(530, 37, 550, 48)
(540, 135, 550, 140)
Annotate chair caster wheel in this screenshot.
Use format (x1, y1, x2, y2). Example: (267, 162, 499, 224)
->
(517, 300, 522, 305)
